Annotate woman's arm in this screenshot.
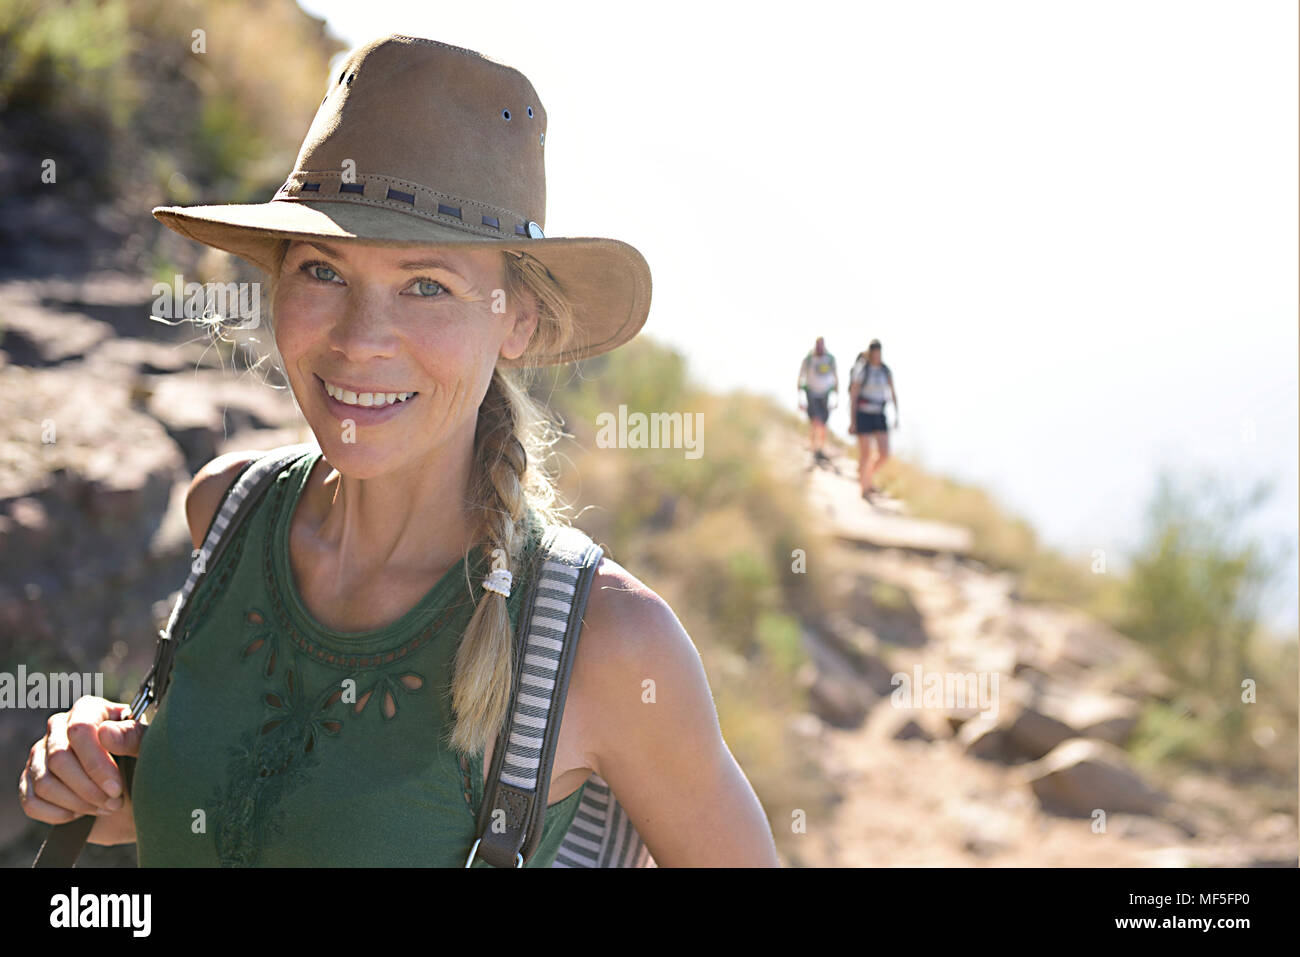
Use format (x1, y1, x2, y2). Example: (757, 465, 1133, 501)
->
(573, 559, 781, 867)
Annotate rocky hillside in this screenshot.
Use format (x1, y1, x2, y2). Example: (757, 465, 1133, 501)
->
(1, 273, 1294, 867)
(0, 0, 341, 865)
(769, 437, 1297, 867)
(1, 0, 1292, 869)
(0, 272, 305, 866)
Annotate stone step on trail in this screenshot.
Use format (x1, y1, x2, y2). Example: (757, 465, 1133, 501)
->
(804, 458, 974, 555)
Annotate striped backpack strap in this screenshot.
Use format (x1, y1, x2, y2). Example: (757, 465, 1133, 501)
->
(467, 523, 604, 868)
(148, 442, 319, 705)
(552, 773, 656, 868)
(32, 441, 318, 868)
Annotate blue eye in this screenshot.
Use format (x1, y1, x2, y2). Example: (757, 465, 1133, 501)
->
(410, 278, 445, 297)
(299, 262, 445, 298)
(301, 262, 341, 283)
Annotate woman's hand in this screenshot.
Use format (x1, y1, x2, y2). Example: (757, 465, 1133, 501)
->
(18, 696, 146, 846)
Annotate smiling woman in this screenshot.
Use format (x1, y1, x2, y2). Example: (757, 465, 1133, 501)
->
(18, 33, 780, 868)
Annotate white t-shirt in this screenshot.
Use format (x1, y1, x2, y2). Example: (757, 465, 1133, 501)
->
(854, 363, 891, 413)
(800, 352, 837, 395)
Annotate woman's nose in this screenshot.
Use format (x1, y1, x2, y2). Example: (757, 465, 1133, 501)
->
(327, 293, 400, 359)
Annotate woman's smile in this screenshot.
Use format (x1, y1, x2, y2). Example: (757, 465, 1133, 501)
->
(314, 372, 423, 424)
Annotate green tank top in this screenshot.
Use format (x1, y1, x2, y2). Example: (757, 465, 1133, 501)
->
(131, 449, 587, 867)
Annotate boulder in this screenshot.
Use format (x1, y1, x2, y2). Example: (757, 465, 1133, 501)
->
(1003, 703, 1076, 761)
(958, 714, 1012, 760)
(1038, 688, 1141, 747)
(830, 570, 929, 648)
(144, 370, 299, 472)
(807, 672, 871, 728)
(1020, 738, 1167, 817)
(819, 614, 897, 695)
(0, 284, 113, 365)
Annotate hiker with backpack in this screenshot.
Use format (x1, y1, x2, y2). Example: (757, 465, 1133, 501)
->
(797, 336, 838, 464)
(18, 35, 779, 869)
(848, 339, 900, 501)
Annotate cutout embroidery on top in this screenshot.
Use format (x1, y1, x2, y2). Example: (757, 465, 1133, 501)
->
(203, 466, 481, 865)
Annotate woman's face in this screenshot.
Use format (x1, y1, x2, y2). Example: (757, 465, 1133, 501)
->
(272, 239, 538, 479)
(868, 347, 881, 365)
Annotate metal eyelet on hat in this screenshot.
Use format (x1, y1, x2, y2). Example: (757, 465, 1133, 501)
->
(527, 106, 533, 117)
(502, 108, 510, 120)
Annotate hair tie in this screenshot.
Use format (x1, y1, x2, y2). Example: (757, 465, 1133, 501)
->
(482, 567, 512, 598)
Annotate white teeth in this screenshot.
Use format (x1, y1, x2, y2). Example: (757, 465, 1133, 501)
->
(323, 379, 417, 407)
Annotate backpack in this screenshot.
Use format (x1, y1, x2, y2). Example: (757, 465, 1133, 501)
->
(851, 360, 892, 410)
(33, 443, 654, 869)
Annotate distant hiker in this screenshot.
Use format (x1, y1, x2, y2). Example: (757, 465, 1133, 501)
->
(798, 337, 838, 463)
(848, 339, 899, 500)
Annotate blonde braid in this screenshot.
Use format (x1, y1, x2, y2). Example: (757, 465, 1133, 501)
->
(446, 369, 531, 756)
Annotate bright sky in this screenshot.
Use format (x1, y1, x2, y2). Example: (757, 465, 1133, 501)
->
(295, 0, 1298, 632)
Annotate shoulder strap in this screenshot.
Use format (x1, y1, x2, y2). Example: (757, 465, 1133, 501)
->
(149, 442, 319, 707)
(32, 442, 317, 868)
(468, 524, 604, 867)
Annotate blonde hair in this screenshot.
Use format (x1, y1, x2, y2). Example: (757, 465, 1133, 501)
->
(252, 237, 576, 757)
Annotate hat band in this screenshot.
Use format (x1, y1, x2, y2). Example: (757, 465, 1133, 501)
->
(272, 169, 541, 239)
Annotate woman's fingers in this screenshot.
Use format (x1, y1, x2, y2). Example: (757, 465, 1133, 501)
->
(44, 712, 116, 811)
(97, 714, 146, 759)
(46, 699, 125, 809)
(19, 777, 84, 825)
(22, 745, 104, 819)
(17, 697, 142, 827)
(66, 697, 133, 799)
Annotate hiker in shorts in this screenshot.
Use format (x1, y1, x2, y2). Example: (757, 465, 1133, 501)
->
(797, 337, 837, 463)
(848, 339, 899, 500)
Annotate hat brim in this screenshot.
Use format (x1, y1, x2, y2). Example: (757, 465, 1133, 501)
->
(152, 199, 651, 367)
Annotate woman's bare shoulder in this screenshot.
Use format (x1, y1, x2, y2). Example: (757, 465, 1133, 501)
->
(182, 450, 266, 549)
(579, 556, 693, 666)
(569, 554, 715, 769)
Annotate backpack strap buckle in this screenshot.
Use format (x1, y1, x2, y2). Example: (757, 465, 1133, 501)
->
(463, 837, 523, 868)
(127, 628, 173, 721)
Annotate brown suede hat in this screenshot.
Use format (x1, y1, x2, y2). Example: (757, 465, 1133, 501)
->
(152, 34, 651, 367)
